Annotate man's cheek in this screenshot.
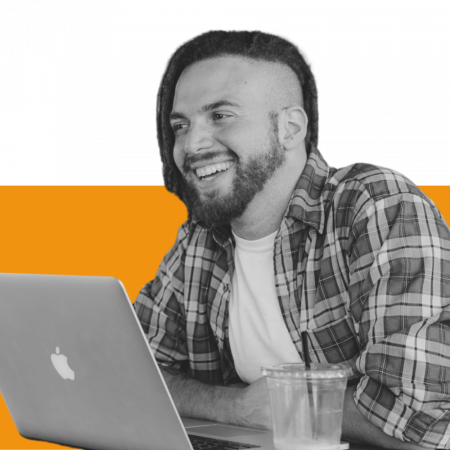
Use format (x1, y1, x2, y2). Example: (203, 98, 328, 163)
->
(173, 148, 184, 172)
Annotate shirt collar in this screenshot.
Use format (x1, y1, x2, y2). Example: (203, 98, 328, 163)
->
(285, 145, 329, 234)
(212, 224, 232, 247)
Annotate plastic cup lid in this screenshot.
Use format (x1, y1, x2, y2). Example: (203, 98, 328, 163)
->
(261, 362, 352, 379)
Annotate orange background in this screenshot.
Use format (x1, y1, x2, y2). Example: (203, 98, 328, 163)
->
(0, 186, 449, 449)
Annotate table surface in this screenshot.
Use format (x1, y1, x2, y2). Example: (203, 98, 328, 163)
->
(350, 445, 386, 450)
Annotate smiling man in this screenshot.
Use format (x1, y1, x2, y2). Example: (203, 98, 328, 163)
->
(134, 31, 450, 449)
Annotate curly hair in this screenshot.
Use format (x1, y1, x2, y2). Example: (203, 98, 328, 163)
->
(156, 30, 318, 205)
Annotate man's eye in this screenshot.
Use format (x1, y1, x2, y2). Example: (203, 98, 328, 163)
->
(172, 123, 188, 135)
(213, 113, 229, 121)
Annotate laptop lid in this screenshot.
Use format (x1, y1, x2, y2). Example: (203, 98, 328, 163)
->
(0, 273, 193, 450)
(0, 273, 348, 450)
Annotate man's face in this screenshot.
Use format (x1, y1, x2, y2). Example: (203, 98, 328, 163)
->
(170, 56, 285, 228)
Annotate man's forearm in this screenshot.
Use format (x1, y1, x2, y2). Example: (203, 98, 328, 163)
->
(160, 368, 271, 428)
(342, 385, 422, 450)
(161, 367, 239, 423)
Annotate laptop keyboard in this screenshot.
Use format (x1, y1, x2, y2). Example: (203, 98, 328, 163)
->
(188, 434, 261, 449)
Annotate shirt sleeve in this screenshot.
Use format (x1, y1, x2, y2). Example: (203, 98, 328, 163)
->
(347, 191, 450, 448)
(133, 222, 190, 372)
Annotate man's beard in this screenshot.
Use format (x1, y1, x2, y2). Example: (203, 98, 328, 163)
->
(182, 127, 285, 229)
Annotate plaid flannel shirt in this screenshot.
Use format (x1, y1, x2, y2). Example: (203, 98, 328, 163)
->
(134, 146, 450, 448)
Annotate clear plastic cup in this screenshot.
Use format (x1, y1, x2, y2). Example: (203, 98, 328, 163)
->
(261, 363, 352, 450)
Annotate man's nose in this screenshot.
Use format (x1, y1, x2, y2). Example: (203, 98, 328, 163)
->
(183, 123, 215, 155)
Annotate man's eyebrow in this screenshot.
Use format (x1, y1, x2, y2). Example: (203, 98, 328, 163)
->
(202, 100, 241, 111)
(169, 100, 241, 121)
(169, 111, 186, 121)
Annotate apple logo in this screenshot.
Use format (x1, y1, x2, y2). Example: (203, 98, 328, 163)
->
(51, 346, 75, 380)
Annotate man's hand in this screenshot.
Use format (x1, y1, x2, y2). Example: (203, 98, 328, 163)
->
(234, 377, 271, 429)
(161, 369, 271, 430)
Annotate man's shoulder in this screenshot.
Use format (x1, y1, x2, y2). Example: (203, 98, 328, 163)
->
(173, 220, 204, 245)
(326, 161, 424, 204)
(172, 220, 223, 253)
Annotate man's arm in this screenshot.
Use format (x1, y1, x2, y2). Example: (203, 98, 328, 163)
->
(161, 368, 271, 429)
(342, 385, 422, 450)
(344, 191, 450, 448)
(163, 368, 423, 449)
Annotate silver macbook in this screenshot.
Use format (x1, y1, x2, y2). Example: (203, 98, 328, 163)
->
(0, 273, 349, 450)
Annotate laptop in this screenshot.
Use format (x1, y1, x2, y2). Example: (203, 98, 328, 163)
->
(0, 273, 349, 450)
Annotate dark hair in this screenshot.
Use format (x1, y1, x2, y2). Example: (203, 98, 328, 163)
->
(157, 30, 318, 204)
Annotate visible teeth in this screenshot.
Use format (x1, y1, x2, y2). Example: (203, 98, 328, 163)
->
(196, 161, 232, 178)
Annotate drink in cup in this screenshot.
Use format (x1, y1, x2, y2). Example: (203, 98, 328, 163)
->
(261, 363, 352, 450)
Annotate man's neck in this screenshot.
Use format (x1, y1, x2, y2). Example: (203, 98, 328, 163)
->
(231, 160, 304, 240)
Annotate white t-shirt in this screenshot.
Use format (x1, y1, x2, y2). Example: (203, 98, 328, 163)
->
(229, 230, 301, 384)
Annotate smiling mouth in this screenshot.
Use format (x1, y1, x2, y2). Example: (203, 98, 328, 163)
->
(195, 161, 233, 181)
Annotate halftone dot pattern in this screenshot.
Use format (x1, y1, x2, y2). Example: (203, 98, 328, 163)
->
(59, 1, 118, 185)
(0, 0, 60, 184)
(1, 1, 450, 185)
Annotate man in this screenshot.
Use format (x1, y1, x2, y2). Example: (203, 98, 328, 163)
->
(134, 30, 450, 449)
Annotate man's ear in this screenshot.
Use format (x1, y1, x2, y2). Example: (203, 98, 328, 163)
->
(278, 106, 308, 150)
